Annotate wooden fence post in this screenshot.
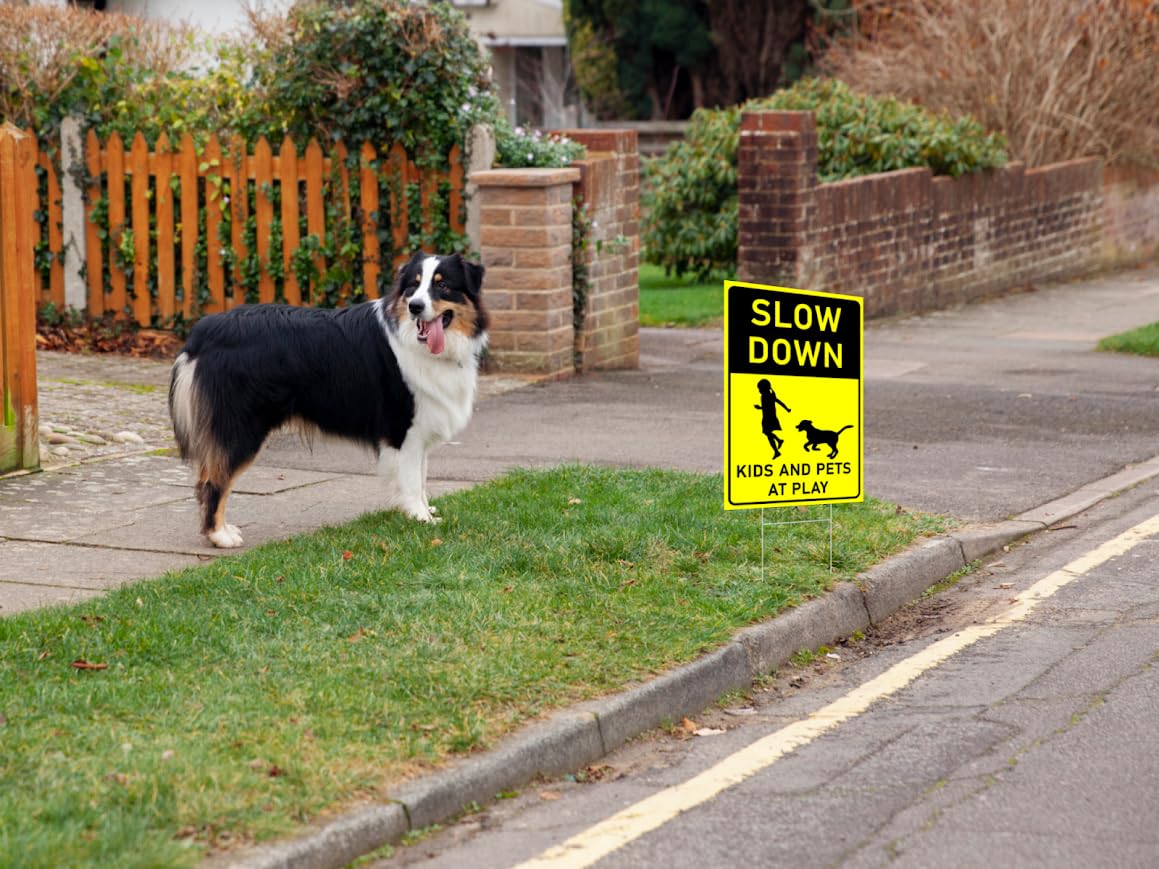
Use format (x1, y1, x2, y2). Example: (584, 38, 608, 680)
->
(0, 123, 41, 473)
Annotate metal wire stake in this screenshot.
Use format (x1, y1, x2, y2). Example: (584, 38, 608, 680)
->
(759, 505, 835, 579)
(760, 507, 765, 583)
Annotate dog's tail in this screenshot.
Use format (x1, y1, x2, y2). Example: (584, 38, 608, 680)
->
(169, 352, 226, 476)
(168, 352, 200, 462)
(837, 425, 854, 435)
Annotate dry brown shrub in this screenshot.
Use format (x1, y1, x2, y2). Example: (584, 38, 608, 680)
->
(0, 3, 199, 128)
(818, 0, 1159, 167)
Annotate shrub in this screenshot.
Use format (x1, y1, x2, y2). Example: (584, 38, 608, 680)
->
(642, 78, 1008, 279)
(235, 0, 495, 166)
(819, 0, 1159, 169)
(0, 5, 215, 145)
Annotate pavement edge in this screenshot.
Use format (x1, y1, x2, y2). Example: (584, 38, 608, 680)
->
(213, 456, 1159, 869)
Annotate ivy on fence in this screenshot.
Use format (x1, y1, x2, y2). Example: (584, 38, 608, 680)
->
(32, 131, 467, 333)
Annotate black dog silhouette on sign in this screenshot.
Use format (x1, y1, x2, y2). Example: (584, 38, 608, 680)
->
(754, 379, 791, 459)
(797, 419, 853, 459)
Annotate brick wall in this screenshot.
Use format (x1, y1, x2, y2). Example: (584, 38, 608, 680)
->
(1103, 165, 1159, 265)
(471, 129, 640, 377)
(561, 129, 640, 372)
(737, 111, 1105, 317)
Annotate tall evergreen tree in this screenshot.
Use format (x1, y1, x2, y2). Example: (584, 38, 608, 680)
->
(565, 0, 834, 120)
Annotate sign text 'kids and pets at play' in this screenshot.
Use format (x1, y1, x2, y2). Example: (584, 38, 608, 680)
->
(724, 281, 863, 509)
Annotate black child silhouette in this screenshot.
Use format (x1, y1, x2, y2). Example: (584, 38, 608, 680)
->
(755, 379, 791, 459)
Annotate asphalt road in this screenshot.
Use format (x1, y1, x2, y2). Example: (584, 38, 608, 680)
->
(374, 464, 1159, 869)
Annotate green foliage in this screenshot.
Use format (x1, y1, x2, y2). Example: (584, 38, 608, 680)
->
(57, 36, 245, 148)
(493, 118, 586, 169)
(753, 78, 1009, 181)
(234, 0, 495, 166)
(561, 8, 629, 120)
(643, 78, 1009, 279)
(564, 0, 714, 119)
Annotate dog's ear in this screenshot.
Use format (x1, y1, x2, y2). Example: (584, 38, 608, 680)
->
(454, 253, 485, 297)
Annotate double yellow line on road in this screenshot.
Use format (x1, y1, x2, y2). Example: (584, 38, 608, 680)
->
(518, 513, 1159, 868)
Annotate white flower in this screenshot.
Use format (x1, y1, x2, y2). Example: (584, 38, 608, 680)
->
(527, 153, 534, 162)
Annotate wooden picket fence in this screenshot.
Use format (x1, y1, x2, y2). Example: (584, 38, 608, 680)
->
(33, 130, 465, 326)
(0, 123, 40, 473)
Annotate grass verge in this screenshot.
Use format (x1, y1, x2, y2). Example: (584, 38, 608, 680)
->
(0, 465, 948, 865)
(638, 263, 725, 328)
(1097, 322, 1159, 357)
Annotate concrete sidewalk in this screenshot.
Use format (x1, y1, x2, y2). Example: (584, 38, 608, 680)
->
(2, 265, 1158, 616)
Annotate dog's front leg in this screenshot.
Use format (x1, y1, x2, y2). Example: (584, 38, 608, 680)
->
(377, 444, 402, 504)
(420, 449, 438, 515)
(396, 432, 438, 522)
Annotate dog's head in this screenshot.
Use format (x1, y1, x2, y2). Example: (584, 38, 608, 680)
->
(796, 420, 813, 432)
(390, 253, 488, 360)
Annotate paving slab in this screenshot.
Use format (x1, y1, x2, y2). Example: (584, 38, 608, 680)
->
(0, 539, 206, 615)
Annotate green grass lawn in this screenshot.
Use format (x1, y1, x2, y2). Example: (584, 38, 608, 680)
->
(1097, 322, 1159, 357)
(638, 263, 725, 327)
(0, 466, 947, 865)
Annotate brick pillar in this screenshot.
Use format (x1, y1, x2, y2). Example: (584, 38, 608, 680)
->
(559, 128, 640, 372)
(736, 111, 818, 285)
(470, 167, 581, 378)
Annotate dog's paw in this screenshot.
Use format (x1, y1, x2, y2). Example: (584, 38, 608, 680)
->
(208, 525, 245, 548)
(400, 501, 440, 523)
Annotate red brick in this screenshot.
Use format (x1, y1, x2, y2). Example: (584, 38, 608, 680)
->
(514, 288, 571, 312)
(513, 247, 572, 269)
(486, 266, 570, 291)
(480, 225, 570, 248)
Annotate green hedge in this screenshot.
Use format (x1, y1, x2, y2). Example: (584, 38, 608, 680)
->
(642, 78, 1009, 280)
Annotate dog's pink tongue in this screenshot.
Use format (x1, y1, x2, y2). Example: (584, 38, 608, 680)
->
(426, 316, 445, 355)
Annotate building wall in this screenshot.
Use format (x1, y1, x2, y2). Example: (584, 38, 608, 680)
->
(103, 0, 291, 34)
(455, 0, 566, 44)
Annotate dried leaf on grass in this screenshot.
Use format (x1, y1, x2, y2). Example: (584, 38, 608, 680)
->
(70, 660, 108, 671)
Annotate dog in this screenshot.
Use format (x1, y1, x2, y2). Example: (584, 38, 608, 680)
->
(169, 252, 487, 548)
(796, 420, 853, 460)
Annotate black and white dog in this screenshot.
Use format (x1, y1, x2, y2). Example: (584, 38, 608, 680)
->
(169, 253, 487, 548)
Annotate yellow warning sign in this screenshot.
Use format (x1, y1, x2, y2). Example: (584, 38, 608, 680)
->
(724, 281, 864, 509)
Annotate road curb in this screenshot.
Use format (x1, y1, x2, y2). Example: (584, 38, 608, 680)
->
(217, 460, 1159, 869)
